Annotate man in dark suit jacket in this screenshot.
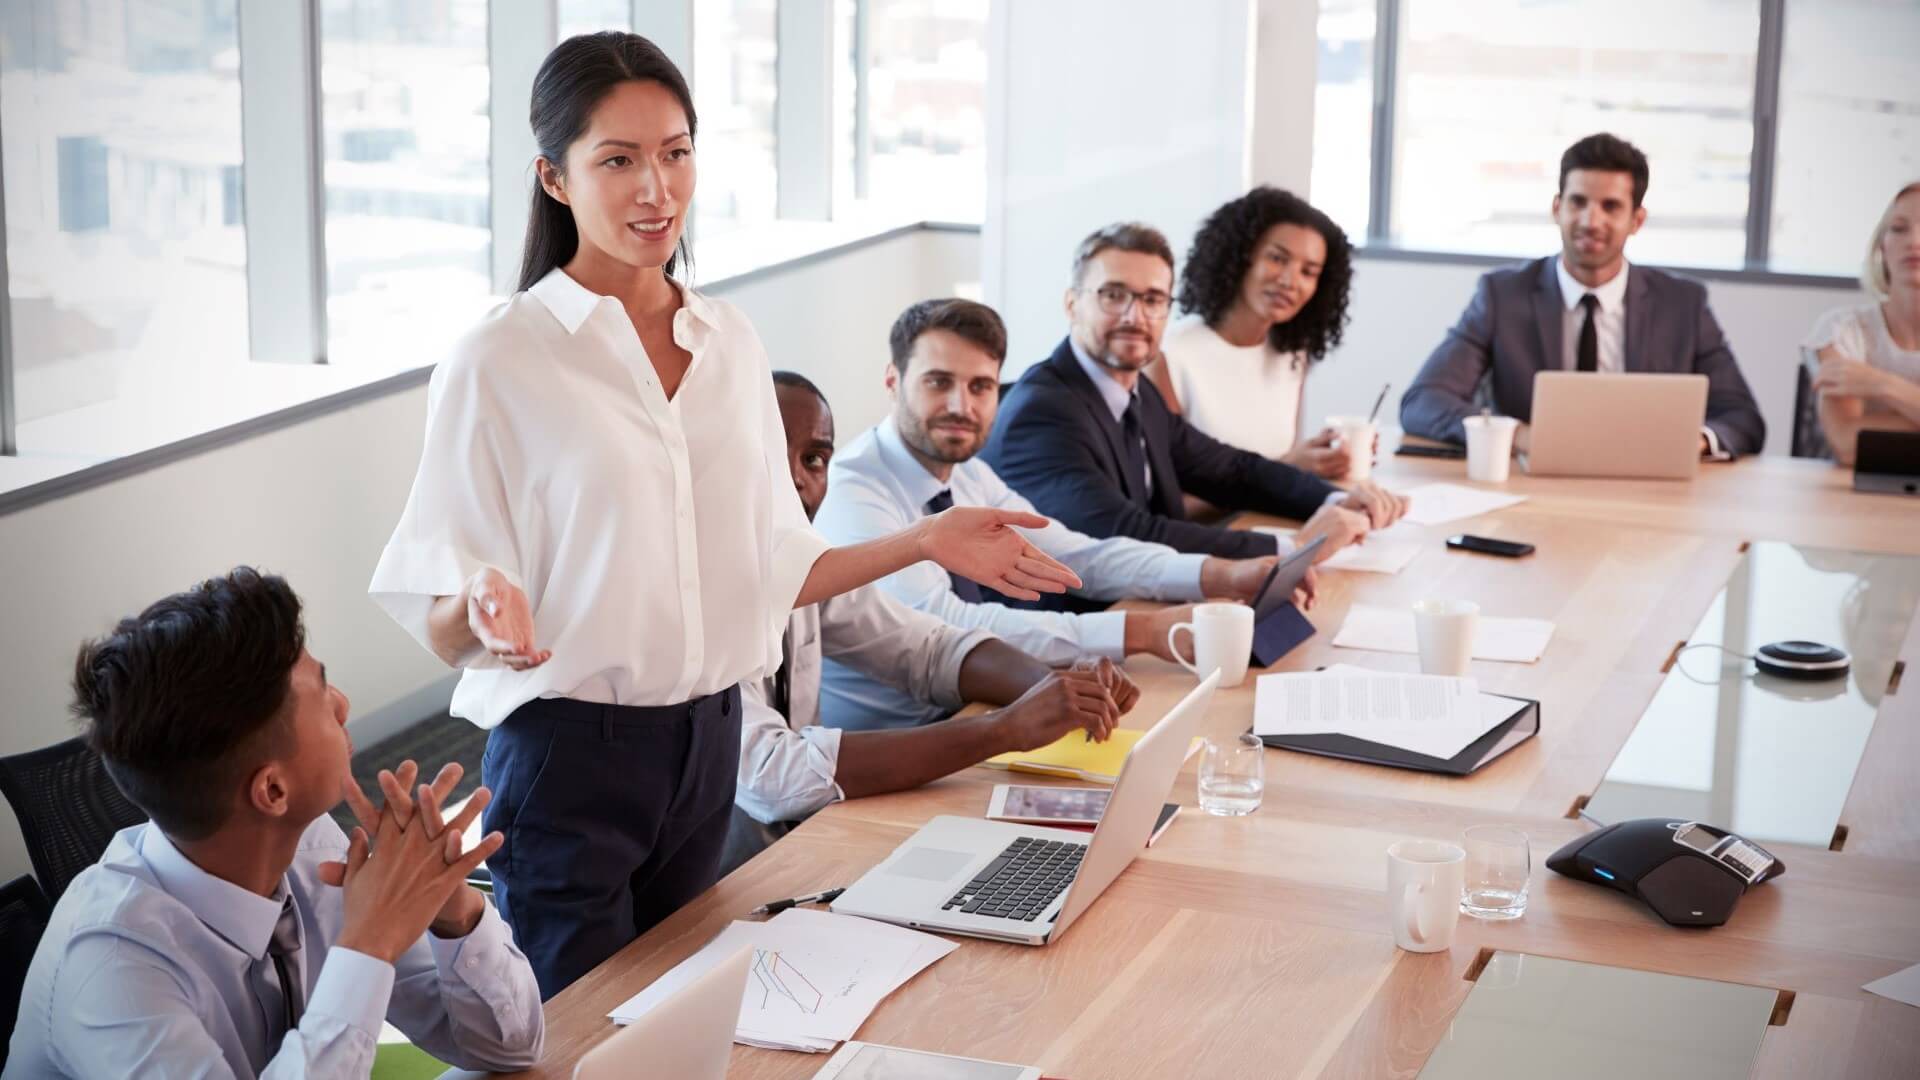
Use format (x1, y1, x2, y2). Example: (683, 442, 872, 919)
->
(1401, 133, 1766, 458)
(984, 223, 1405, 560)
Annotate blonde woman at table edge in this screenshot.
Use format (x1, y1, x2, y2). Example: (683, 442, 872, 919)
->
(368, 32, 1089, 1002)
(1808, 181, 1920, 464)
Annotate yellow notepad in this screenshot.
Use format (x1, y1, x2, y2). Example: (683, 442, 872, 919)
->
(982, 730, 1202, 784)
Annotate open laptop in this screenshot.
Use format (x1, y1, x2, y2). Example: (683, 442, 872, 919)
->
(1853, 429, 1920, 496)
(1526, 371, 1709, 480)
(832, 672, 1220, 945)
(572, 944, 753, 1080)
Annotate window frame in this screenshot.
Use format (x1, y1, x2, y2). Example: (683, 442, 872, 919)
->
(1352, 0, 1849, 287)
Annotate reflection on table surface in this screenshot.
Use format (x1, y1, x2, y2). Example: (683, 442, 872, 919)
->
(1418, 952, 1778, 1080)
(1585, 543, 1920, 848)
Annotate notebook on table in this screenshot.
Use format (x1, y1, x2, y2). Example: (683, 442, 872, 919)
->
(982, 727, 1203, 784)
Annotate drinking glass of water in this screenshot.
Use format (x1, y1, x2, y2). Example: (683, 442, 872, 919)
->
(1199, 734, 1265, 816)
(1460, 824, 1530, 919)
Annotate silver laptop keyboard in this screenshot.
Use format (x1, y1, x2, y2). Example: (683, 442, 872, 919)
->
(941, 836, 1085, 922)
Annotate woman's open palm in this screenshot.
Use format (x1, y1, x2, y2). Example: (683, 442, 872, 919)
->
(921, 507, 1082, 601)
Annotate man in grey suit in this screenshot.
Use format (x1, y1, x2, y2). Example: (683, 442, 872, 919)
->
(1400, 133, 1765, 458)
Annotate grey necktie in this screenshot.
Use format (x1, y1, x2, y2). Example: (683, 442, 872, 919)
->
(253, 895, 305, 1062)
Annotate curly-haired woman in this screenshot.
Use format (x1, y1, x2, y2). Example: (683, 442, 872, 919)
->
(1146, 187, 1358, 477)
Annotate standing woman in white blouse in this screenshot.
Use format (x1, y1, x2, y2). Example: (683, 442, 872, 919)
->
(1807, 181, 1920, 464)
(1146, 187, 1360, 476)
(369, 32, 1078, 999)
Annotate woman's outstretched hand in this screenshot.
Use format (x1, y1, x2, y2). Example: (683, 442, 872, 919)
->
(918, 507, 1082, 601)
(465, 568, 551, 670)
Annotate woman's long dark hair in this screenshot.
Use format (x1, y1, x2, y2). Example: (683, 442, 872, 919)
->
(1177, 187, 1354, 363)
(517, 32, 697, 293)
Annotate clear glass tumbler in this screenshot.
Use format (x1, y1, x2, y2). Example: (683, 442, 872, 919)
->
(1199, 733, 1266, 816)
(1460, 824, 1531, 919)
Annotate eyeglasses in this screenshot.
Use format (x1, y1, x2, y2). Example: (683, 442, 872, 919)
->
(1083, 283, 1173, 320)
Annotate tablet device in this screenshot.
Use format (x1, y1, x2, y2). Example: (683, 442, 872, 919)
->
(1247, 535, 1324, 667)
(811, 1042, 1042, 1080)
(1250, 534, 1326, 623)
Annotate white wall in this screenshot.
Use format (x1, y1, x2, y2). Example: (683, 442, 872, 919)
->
(0, 226, 982, 882)
(1301, 255, 1864, 451)
(984, 0, 1257, 376)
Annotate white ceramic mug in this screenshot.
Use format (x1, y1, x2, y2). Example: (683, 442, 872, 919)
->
(1167, 602, 1255, 689)
(1387, 839, 1466, 953)
(1412, 598, 1479, 676)
(1325, 415, 1377, 481)
(1463, 414, 1519, 483)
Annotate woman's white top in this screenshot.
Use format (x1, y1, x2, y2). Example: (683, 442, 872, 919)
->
(1158, 314, 1308, 459)
(370, 268, 830, 730)
(1803, 301, 1920, 385)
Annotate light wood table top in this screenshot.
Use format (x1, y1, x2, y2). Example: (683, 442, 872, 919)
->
(504, 455, 1920, 1079)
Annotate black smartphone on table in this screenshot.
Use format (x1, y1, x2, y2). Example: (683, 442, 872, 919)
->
(1446, 534, 1534, 558)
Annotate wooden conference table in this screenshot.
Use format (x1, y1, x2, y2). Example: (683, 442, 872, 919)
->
(502, 454, 1920, 1079)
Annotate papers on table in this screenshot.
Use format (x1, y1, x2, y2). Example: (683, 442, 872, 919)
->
(1253, 525, 1423, 575)
(1254, 665, 1510, 759)
(607, 908, 956, 1053)
(1332, 604, 1556, 663)
(1399, 483, 1527, 526)
(1863, 961, 1920, 1009)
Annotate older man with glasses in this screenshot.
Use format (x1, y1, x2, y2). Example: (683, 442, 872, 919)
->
(983, 222, 1406, 561)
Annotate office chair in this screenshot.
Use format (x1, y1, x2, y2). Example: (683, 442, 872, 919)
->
(0, 738, 147, 903)
(0, 874, 52, 1069)
(1791, 351, 1831, 460)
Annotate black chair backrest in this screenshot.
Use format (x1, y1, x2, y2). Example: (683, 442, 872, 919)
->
(0, 738, 147, 903)
(1791, 354, 1831, 460)
(0, 874, 51, 1070)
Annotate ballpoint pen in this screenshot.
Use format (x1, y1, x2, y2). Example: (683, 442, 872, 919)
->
(1367, 382, 1391, 425)
(749, 887, 846, 916)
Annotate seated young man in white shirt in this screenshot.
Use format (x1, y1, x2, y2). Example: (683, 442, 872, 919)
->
(723, 373, 1139, 871)
(813, 299, 1321, 732)
(7, 568, 544, 1079)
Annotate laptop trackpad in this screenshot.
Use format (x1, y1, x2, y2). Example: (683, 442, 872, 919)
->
(888, 847, 974, 882)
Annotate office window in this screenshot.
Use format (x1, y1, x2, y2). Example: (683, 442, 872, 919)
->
(320, 0, 492, 367)
(559, 0, 631, 41)
(1310, 0, 1376, 240)
(838, 0, 989, 224)
(0, 0, 247, 436)
(692, 0, 778, 237)
(1389, 0, 1759, 267)
(1769, 0, 1920, 277)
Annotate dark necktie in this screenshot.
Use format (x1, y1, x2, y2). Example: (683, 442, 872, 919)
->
(923, 490, 985, 602)
(1120, 398, 1152, 504)
(254, 895, 304, 1061)
(1576, 293, 1600, 373)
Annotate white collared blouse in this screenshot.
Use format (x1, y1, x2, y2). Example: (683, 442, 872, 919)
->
(370, 268, 830, 730)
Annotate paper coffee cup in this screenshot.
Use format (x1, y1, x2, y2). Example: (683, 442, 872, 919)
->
(1326, 415, 1376, 481)
(1412, 599, 1479, 676)
(1463, 415, 1519, 484)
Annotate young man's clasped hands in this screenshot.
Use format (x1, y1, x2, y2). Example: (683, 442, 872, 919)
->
(326, 761, 504, 963)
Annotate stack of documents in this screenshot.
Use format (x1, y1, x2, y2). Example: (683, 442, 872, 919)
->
(607, 908, 955, 1053)
(1399, 483, 1528, 526)
(1253, 665, 1512, 760)
(1332, 604, 1555, 663)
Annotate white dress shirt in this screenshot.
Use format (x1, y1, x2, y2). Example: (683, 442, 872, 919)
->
(369, 268, 831, 729)
(5, 817, 542, 1079)
(1555, 255, 1629, 374)
(736, 584, 992, 824)
(813, 420, 1205, 729)
(1554, 256, 1726, 459)
(1160, 314, 1307, 460)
